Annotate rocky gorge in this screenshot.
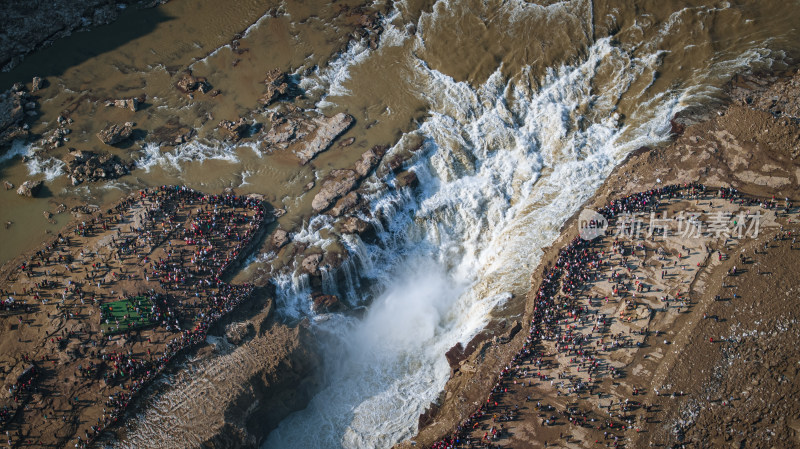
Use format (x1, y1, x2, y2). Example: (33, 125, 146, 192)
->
(2, 1, 800, 448)
(401, 68, 800, 449)
(0, 1, 396, 446)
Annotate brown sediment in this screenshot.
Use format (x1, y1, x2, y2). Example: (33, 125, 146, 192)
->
(1, 0, 799, 272)
(402, 69, 800, 449)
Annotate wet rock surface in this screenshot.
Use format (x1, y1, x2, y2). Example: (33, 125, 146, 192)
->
(291, 112, 354, 165)
(395, 170, 419, 189)
(301, 253, 323, 275)
(15, 179, 42, 197)
(271, 228, 290, 249)
(105, 96, 142, 111)
(64, 148, 131, 185)
(311, 292, 341, 313)
(30, 76, 44, 92)
(96, 122, 134, 145)
(259, 68, 291, 106)
(444, 343, 468, 375)
(39, 124, 72, 149)
(312, 145, 386, 213)
(347, 9, 384, 50)
(339, 216, 370, 235)
(354, 144, 386, 177)
(258, 106, 353, 159)
(176, 70, 212, 95)
(329, 191, 360, 217)
(0, 86, 34, 148)
(218, 118, 250, 141)
(311, 169, 359, 213)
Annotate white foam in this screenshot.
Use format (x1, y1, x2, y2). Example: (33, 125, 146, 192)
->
(266, 7, 779, 438)
(135, 140, 241, 173)
(0, 139, 30, 164)
(300, 9, 403, 107)
(269, 261, 508, 449)
(379, 10, 410, 48)
(265, 34, 687, 449)
(238, 169, 254, 186)
(23, 146, 65, 181)
(112, 1, 781, 447)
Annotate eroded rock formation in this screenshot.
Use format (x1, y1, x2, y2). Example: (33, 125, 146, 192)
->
(311, 292, 341, 313)
(16, 179, 42, 197)
(105, 97, 141, 111)
(176, 70, 212, 95)
(218, 118, 249, 141)
(272, 228, 290, 249)
(64, 149, 130, 185)
(311, 169, 359, 213)
(0, 85, 34, 148)
(259, 69, 290, 106)
(96, 122, 134, 145)
(311, 145, 386, 213)
(0, 1, 170, 72)
(292, 112, 354, 165)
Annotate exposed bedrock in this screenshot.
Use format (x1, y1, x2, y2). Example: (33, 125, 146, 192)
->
(199, 321, 321, 449)
(0, 0, 170, 72)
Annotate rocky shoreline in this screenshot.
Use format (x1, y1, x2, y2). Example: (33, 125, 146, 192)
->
(0, 2, 397, 446)
(0, 0, 170, 72)
(1, 2, 799, 447)
(0, 1, 389, 255)
(399, 68, 800, 448)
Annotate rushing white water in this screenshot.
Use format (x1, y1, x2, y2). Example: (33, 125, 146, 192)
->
(259, 0, 791, 440)
(83, 0, 786, 446)
(26, 154, 66, 182)
(0, 139, 66, 181)
(135, 140, 247, 173)
(0, 139, 29, 164)
(262, 28, 698, 446)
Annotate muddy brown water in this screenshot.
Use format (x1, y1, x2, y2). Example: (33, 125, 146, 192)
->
(0, 0, 397, 264)
(1, 0, 798, 266)
(1, 0, 800, 447)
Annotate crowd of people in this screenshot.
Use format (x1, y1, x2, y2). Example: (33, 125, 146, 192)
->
(74, 187, 265, 448)
(0, 185, 269, 448)
(1, 180, 787, 448)
(76, 281, 257, 447)
(425, 182, 783, 449)
(0, 296, 20, 312)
